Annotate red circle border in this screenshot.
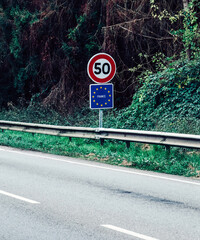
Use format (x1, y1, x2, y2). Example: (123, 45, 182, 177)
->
(87, 53, 116, 83)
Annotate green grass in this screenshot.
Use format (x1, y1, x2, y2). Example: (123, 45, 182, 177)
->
(0, 56, 200, 178)
(0, 130, 199, 178)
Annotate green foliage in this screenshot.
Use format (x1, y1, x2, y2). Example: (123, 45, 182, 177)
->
(150, 0, 200, 59)
(0, 6, 14, 105)
(61, 43, 73, 59)
(68, 14, 87, 41)
(150, 0, 182, 22)
(85, 41, 100, 54)
(0, 4, 40, 104)
(1, 0, 200, 110)
(114, 56, 200, 134)
(63, 12, 101, 60)
(0, 130, 199, 177)
(0, 72, 200, 176)
(1, 0, 200, 178)
(0, 103, 70, 125)
(173, 0, 200, 59)
(8, 7, 38, 94)
(14, 68, 27, 93)
(9, 6, 33, 59)
(1, 53, 200, 134)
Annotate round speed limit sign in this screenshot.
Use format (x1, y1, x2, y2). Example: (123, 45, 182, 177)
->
(87, 53, 116, 83)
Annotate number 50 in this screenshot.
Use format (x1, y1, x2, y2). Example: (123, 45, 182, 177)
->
(94, 62, 111, 75)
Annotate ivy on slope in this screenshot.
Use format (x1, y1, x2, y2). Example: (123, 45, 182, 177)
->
(115, 57, 200, 134)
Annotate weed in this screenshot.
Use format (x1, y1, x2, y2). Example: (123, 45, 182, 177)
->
(0, 130, 199, 177)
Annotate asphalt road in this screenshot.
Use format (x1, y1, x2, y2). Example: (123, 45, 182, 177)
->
(0, 146, 200, 240)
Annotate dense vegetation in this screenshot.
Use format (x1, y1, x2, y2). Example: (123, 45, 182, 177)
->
(0, 0, 199, 111)
(0, 1, 200, 176)
(1, 129, 200, 177)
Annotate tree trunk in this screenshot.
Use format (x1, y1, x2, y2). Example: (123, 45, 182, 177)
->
(182, 0, 189, 9)
(182, 0, 191, 60)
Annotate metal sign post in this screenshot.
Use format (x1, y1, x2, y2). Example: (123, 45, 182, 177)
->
(87, 53, 116, 129)
(99, 109, 103, 128)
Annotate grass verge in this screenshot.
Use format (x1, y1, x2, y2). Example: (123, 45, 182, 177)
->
(0, 130, 200, 178)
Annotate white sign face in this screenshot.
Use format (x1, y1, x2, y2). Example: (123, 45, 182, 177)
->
(92, 59, 111, 79)
(87, 53, 116, 84)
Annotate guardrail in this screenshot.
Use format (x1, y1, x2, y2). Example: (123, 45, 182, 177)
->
(0, 120, 200, 149)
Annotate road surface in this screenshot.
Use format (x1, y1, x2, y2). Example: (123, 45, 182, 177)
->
(0, 146, 200, 240)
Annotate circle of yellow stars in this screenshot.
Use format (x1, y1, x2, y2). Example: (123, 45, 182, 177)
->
(92, 86, 112, 107)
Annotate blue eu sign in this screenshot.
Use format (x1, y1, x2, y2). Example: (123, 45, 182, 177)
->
(90, 84, 114, 109)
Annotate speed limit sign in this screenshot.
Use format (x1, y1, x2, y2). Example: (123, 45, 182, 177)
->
(87, 53, 116, 83)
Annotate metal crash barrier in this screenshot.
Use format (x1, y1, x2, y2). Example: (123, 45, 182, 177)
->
(0, 120, 200, 149)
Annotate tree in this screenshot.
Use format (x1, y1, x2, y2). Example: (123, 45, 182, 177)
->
(182, 0, 191, 60)
(0, 0, 199, 111)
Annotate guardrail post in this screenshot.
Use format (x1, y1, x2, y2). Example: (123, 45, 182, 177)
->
(165, 145, 170, 157)
(126, 141, 130, 149)
(100, 138, 104, 146)
(0, 121, 200, 150)
(69, 137, 72, 142)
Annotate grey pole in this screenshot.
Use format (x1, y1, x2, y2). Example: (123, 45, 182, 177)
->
(99, 109, 103, 128)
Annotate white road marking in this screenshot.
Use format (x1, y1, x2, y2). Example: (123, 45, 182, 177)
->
(0, 190, 40, 204)
(0, 147, 200, 186)
(101, 225, 159, 240)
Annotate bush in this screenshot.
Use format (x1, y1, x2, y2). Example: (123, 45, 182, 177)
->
(114, 57, 200, 134)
